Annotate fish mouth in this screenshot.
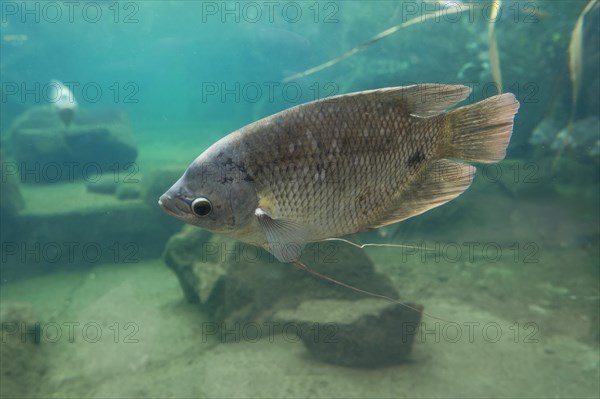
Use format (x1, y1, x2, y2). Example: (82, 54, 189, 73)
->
(158, 193, 189, 217)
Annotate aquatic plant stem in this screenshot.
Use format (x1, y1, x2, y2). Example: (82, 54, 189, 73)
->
(283, 5, 475, 82)
(553, 0, 598, 167)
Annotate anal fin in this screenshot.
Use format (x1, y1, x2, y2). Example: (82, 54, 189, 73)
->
(366, 159, 476, 229)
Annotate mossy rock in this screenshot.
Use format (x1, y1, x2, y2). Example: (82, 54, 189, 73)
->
(163, 225, 400, 329)
(0, 302, 46, 398)
(275, 298, 423, 367)
(9, 106, 137, 184)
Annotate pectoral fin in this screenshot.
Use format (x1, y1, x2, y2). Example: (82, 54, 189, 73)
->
(255, 208, 309, 263)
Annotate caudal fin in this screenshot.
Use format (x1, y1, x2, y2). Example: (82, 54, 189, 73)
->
(445, 93, 519, 163)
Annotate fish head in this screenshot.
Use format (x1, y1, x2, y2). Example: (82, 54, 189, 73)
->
(159, 146, 258, 235)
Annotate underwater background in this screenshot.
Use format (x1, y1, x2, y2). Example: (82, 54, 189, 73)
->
(1, 1, 599, 398)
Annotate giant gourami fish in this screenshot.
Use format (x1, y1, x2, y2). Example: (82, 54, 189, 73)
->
(159, 84, 519, 265)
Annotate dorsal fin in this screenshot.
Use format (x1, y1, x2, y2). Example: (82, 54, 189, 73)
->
(306, 84, 472, 118)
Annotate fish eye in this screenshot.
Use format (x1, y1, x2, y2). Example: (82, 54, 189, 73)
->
(191, 197, 212, 217)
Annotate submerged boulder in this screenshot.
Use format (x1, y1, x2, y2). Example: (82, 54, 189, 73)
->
(275, 298, 423, 367)
(530, 116, 600, 159)
(163, 226, 424, 367)
(163, 226, 401, 326)
(9, 106, 137, 184)
(84, 175, 142, 200)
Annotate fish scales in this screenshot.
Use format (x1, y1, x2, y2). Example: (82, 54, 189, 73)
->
(238, 95, 444, 239)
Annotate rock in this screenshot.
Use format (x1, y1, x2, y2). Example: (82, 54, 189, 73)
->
(86, 176, 119, 194)
(1, 181, 182, 282)
(552, 117, 600, 157)
(162, 226, 215, 303)
(530, 116, 600, 159)
(9, 106, 137, 184)
(529, 117, 559, 146)
(275, 298, 423, 367)
(85, 176, 142, 199)
(0, 150, 25, 217)
(116, 183, 141, 200)
(163, 226, 400, 328)
(0, 302, 46, 398)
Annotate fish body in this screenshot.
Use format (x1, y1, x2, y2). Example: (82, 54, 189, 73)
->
(160, 84, 519, 262)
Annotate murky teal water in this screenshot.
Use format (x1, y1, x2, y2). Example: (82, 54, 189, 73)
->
(1, 1, 598, 398)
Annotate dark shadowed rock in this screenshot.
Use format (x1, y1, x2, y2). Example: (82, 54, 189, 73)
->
(115, 183, 142, 200)
(85, 176, 142, 199)
(275, 298, 423, 367)
(162, 226, 215, 303)
(0, 150, 25, 217)
(86, 175, 119, 194)
(0, 302, 46, 398)
(163, 226, 401, 328)
(9, 106, 137, 183)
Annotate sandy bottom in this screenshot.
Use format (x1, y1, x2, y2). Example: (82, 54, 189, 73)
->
(2, 251, 598, 398)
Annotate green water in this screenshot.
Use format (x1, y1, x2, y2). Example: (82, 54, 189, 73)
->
(1, 1, 599, 398)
